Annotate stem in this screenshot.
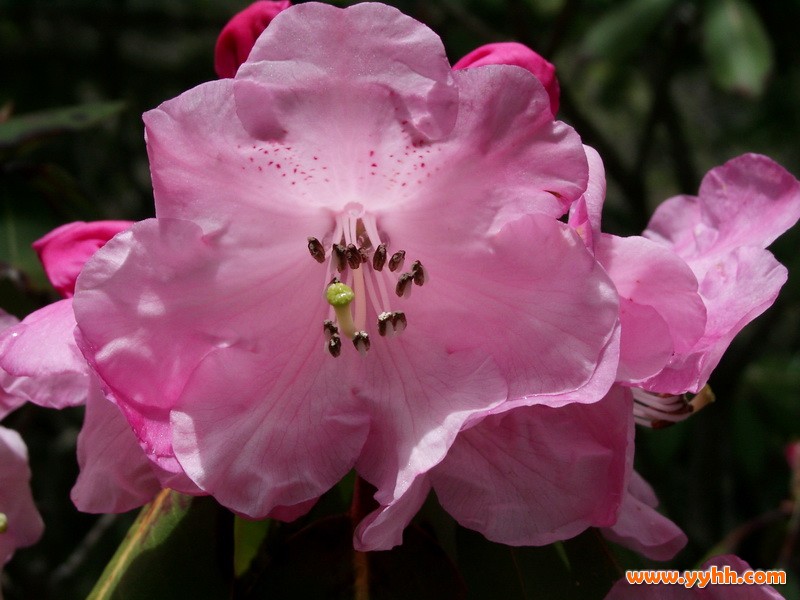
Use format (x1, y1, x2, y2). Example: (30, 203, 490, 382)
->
(350, 476, 377, 600)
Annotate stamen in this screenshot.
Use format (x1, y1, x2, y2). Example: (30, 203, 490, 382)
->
(346, 244, 362, 270)
(633, 385, 715, 428)
(333, 244, 347, 272)
(378, 311, 408, 336)
(327, 334, 342, 357)
(307, 237, 326, 263)
(373, 244, 387, 271)
(391, 311, 407, 332)
(388, 250, 406, 272)
(378, 312, 393, 336)
(326, 282, 356, 339)
(396, 273, 414, 298)
(353, 331, 370, 356)
(411, 260, 426, 286)
(314, 213, 425, 354)
(323, 320, 338, 341)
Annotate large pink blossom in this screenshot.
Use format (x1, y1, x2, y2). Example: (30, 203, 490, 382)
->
(72, 2, 620, 547)
(0, 221, 197, 513)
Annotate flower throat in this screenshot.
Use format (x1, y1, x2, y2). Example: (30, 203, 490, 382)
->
(307, 205, 425, 357)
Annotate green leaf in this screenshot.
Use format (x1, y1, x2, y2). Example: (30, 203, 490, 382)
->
(582, 0, 678, 62)
(702, 0, 774, 96)
(234, 516, 271, 578)
(87, 491, 232, 600)
(0, 101, 125, 151)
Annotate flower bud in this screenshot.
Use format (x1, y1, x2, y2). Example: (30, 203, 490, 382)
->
(453, 42, 560, 118)
(33, 221, 133, 298)
(214, 1, 292, 78)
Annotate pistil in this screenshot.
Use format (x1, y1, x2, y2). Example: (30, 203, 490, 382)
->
(327, 282, 357, 339)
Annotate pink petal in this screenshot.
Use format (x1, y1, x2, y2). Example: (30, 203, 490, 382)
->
(429, 386, 632, 546)
(238, 2, 457, 141)
(354, 348, 507, 507)
(568, 145, 606, 251)
(144, 77, 332, 244)
(602, 470, 686, 561)
(642, 247, 787, 394)
(171, 345, 370, 517)
(395, 214, 618, 403)
(0, 299, 90, 409)
(354, 475, 432, 551)
(32, 221, 132, 298)
(452, 41, 560, 117)
(646, 154, 800, 270)
(0, 426, 44, 565)
(596, 234, 706, 383)
(71, 385, 164, 513)
(0, 311, 24, 420)
(214, 1, 292, 79)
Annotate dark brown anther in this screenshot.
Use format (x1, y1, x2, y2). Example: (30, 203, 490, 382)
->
(307, 237, 326, 263)
(391, 311, 407, 332)
(395, 273, 413, 298)
(388, 250, 406, 272)
(377, 312, 392, 336)
(346, 244, 362, 270)
(358, 247, 369, 264)
(353, 331, 370, 355)
(410, 260, 425, 286)
(327, 334, 342, 357)
(372, 244, 387, 271)
(333, 244, 347, 272)
(323, 320, 338, 341)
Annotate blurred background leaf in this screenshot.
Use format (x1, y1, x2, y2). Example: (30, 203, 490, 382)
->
(702, 0, 773, 97)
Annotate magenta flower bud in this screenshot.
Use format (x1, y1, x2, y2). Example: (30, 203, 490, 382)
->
(33, 220, 133, 298)
(214, 1, 292, 79)
(453, 42, 560, 118)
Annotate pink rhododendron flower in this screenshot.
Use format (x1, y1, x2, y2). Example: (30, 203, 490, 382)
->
(605, 555, 785, 599)
(0, 221, 198, 513)
(0, 426, 44, 567)
(214, 0, 292, 78)
(641, 154, 800, 395)
(453, 41, 560, 117)
(567, 150, 799, 561)
(72, 2, 620, 548)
